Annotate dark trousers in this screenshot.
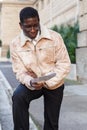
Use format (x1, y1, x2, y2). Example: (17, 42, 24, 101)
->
(12, 84, 64, 130)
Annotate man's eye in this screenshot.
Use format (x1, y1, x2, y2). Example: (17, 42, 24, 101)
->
(24, 26, 31, 28)
(33, 25, 38, 27)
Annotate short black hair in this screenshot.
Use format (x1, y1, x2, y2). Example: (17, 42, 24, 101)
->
(19, 7, 40, 23)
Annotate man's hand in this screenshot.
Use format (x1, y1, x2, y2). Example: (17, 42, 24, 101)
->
(30, 80, 43, 90)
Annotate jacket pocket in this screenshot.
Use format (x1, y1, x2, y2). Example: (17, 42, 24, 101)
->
(38, 46, 55, 63)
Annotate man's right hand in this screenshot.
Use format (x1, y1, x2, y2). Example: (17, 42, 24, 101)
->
(30, 80, 43, 90)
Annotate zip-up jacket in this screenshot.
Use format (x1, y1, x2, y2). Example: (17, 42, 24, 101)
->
(10, 25, 71, 90)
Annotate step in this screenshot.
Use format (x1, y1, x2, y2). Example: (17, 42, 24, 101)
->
(0, 123, 2, 130)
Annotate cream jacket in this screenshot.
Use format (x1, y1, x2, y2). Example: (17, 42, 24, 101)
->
(10, 25, 71, 90)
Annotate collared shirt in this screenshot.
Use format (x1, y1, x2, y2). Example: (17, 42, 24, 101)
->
(20, 25, 51, 47)
(10, 25, 71, 90)
(20, 30, 40, 46)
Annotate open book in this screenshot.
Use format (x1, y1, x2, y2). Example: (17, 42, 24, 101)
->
(31, 72, 56, 83)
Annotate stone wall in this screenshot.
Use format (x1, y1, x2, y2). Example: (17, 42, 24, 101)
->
(66, 64, 77, 80)
(76, 0, 87, 83)
(34, 0, 78, 28)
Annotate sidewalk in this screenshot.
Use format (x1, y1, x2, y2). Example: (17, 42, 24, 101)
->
(0, 70, 38, 130)
(30, 84, 87, 130)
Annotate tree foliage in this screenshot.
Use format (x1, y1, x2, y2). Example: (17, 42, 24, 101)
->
(51, 22, 79, 63)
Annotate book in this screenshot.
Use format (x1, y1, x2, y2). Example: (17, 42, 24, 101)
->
(31, 72, 56, 83)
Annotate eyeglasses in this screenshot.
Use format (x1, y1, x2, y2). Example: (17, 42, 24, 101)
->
(22, 24, 39, 31)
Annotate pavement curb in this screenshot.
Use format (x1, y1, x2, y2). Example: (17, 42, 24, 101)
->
(0, 123, 2, 130)
(0, 70, 38, 130)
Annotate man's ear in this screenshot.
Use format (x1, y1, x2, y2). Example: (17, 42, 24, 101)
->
(38, 24, 41, 34)
(19, 22, 23, 29)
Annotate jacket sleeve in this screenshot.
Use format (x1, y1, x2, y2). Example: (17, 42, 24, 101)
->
(10, 42, 35, 90)
(45, 34, 71, 88)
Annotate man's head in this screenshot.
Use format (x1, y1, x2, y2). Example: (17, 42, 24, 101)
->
(19, 7, 40, 39)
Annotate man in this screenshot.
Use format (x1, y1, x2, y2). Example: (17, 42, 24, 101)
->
(10, 7, 71, 130)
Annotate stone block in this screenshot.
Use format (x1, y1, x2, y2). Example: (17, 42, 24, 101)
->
(79, 0, 84, 16)
(79, 14, 87, 31)
(66, 64, 77, 80)
(79, 0, 87, 16)
(77, 31, 87, 47)
(76, 47, 87, 83)
(84, 0, 87, 14)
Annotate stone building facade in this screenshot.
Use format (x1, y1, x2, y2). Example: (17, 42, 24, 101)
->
(76, 0, 87, 83)
(34, 0, 79, 28)
(0, 0, 78, 57)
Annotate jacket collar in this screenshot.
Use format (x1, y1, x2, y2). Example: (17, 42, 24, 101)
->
(20, 25, 52, 47)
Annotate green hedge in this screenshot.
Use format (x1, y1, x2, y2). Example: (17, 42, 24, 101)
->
(0, 40, 2, 47)
(7, 48, 10, 59)
(51, 22, 79, 63)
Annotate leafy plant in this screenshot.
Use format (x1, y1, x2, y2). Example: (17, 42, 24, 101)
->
(7, 48, 10, 58)
(51, 22, 79, 63)
(0, 40, 2, 47)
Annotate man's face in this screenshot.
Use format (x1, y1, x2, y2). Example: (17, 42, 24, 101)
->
(20, 17, 40, 39)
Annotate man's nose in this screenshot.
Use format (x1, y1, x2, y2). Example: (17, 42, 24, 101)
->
(31, 27, 36, 32)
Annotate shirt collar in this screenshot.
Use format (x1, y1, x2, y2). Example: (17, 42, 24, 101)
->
(20, 25, 52, 47)
(40, 25, 52, 40)
(20, 31, 31, 47)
